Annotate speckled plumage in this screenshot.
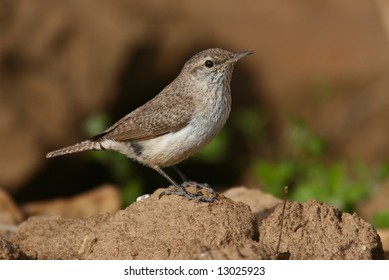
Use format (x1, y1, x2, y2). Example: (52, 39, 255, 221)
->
(47, 48, 253, 201)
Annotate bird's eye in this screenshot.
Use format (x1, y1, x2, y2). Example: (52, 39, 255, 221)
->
(205, 60, 214, 68)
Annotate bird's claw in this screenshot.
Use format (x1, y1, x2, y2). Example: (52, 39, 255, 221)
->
(159, 183, 217, 202)
(181, 181, 217, 195)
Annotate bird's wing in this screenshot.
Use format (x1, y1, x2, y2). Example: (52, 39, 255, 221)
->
(93, 92, 194, 142)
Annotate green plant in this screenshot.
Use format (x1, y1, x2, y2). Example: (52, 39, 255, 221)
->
(251, 119, 386, 213)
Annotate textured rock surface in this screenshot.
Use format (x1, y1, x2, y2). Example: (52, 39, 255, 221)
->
(224, 186, 281, 225)
(260, 200, 385, 260)
(15, 188, 259, 259)
(4, 188, 383, 260)
(0, 236, 26, 260)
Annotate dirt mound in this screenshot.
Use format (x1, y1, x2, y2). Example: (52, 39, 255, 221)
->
(15, 188, 259, 259)
(260, 200, 384, 260)
(4, 187, 383, 260)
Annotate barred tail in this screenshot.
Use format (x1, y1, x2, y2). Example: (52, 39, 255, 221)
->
(46, 140, 101, 158)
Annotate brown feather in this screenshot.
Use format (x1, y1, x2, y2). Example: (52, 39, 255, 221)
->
(92, 82, 194, 142)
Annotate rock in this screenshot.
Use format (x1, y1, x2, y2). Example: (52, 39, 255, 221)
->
(174, 240, 273, 260)
(8, 187, 385, 260)
(223, 186, 281, 225)
(260, 199, 384, 259)
(15, 187, 258, 259)
(0, 236, 26, 260)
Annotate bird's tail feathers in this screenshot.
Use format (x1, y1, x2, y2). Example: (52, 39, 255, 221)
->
(46, 140, 100, 158)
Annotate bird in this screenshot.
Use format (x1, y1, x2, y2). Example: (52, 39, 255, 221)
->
(46, 48, 253, 202)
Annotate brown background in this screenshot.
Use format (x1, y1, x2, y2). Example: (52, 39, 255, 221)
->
(1, 0, 389, 200)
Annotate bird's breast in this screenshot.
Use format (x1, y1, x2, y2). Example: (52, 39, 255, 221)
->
(137, 87, 231, 167)
(191, 86, 231, 140)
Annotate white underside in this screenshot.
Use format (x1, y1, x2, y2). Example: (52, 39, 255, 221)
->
(100, 82, 230, 168)
(100, 116, 224, 168)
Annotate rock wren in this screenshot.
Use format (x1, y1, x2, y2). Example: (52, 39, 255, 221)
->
(46, 48, 253, 202)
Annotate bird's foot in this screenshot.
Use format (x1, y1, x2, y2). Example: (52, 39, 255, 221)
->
(182, 181, 217, 196)
(159, 183, 217, 202)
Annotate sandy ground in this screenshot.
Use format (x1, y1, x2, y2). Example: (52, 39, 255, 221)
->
(0, 186, 385, 260)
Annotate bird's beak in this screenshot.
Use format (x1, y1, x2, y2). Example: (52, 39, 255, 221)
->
(229, 50, 254, 63)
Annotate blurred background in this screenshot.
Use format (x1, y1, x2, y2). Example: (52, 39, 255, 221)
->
(0, 0, 389, 228)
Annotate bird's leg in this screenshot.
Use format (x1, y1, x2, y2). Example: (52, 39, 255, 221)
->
(172, 166, 217, 196)
(172, 165, 189, 182)
(155, 167, 216, 202)
(154, 167, 195, 199)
